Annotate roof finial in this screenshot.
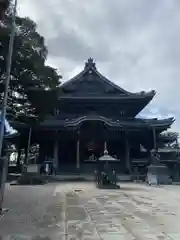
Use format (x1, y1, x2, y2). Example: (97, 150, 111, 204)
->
(85, 57, 96, 69)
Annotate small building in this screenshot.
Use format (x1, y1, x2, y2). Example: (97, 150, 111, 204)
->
(34, 58, 176, 174)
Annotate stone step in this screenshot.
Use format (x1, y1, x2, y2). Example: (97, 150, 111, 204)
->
(43, 174, 133, 182)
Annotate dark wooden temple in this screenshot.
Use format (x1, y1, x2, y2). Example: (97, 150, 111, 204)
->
(12, 58, 179, 176)
(30, 58, 176, 175)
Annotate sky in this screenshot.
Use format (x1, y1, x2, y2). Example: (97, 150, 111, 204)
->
(17, 0, 180, 133)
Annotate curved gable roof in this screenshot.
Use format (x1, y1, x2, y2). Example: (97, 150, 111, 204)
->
(59, 58, 155, 99)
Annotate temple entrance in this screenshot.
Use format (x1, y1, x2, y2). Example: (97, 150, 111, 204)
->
(78, 121, 106, 164)
(58, 139, 77, 173)
(56, 121, 130, 174)
(107, 140, 127, 173)
(78, 139, 104, 173)
(80, 140, 104, 162)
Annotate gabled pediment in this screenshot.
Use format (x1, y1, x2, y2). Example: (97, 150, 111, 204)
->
(59, 58, 130, 97)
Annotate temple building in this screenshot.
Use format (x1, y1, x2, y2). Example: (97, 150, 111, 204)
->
(34, 58, 177, 175)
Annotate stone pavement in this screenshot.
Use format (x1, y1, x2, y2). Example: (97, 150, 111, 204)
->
(1, 182, 180, 239)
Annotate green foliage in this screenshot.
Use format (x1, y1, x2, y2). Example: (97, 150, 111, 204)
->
(0, 12, 61, 123)
(0, 0, 10, 19)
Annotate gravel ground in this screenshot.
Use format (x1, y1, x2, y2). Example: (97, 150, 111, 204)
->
(1, 182, 180, 239)
(0, 183, 63, 238)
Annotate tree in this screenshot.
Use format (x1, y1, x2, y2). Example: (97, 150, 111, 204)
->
(0, 14, 61, 123)
(0, 10, 62, 167)
(0, 0, 9, 20)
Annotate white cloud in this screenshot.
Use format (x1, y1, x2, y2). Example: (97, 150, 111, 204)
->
(18, 0, 180, 132)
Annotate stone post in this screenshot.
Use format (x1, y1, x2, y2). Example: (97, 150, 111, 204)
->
(152, 127, 157, 150)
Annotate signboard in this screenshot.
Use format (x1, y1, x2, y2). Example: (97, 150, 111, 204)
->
(44, 161, 52, 164)
(27, 164, 39, 173)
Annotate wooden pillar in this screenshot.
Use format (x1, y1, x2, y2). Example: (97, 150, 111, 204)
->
(16, 147, 21, 167)
(76, 130, 80, 170)
(53, 131, 59, 171)
(38, 142, 45, 164)
(125, 132, 131, 173)
(25, 127, 32, 165)
(76, 139, 80, 169)
(176, 138, 178, 148)
(152, 127, 157, 150)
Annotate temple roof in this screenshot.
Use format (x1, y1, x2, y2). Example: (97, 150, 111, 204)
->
(159, 134, 178, 143)
(27, 59, 156, 118)
(58, 58, 155, 101)
(40, 114, 174, 132)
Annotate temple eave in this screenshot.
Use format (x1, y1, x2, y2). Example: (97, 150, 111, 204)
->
(40, 116, 174, 130)
(58, 91, 155, 100)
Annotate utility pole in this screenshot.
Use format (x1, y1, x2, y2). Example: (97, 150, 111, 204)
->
(0, 0, 17, 214)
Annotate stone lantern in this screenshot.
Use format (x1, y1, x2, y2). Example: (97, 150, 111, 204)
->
(146, 149, 172, 185)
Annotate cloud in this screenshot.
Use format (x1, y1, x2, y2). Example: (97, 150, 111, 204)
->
(18, 0, 180, 133)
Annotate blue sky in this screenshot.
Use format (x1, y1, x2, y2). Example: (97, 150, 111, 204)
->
(18, 0, 180, 133)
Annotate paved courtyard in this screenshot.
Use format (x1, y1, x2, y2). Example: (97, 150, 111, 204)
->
(1, 182, 180, 239)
